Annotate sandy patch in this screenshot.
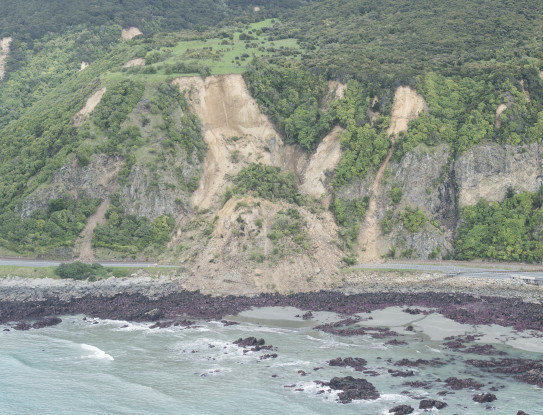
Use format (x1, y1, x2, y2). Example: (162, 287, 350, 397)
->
(387, 86, 427, 136)
(495, 103, 508, 129)
(0, 37, 12, 81)
(321, 80, 346, 111)
(77, 198, 110, 261)
(80, 61, 89, 71)
(173, 75, 281, 209)
(300, 125, 344, 201)
(73, 87, 106, 127)
(253, 6, 261, 12)
(123, 58, 145, 68)
(121, 27, 142, 41)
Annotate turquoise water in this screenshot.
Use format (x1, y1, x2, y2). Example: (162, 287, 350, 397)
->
(1, 308, 542, 414)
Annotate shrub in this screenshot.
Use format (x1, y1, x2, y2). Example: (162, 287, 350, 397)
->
(55, 261, 103, 280)
(401, 207, 427, 232)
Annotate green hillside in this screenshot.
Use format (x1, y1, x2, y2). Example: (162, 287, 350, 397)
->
(1, 0, 543, 263)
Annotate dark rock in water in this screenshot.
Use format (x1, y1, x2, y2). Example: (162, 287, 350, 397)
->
(260, 353, 278, 360)
(443, 340, 465, 349)
(388, 369, 414, 377)
(149, 321, 172, 329)
(461, 344, 505, 356)
(517, 411, 529, 415)
(328, 357, 367, 371)
(297, 370, 307, 376)
(406, 325, 414, 331)
(302, 311, 313, 320)
(120, 324, 129, 328)
(234, 337, 265, 347)
(316, 322, 398, 338)
(444, 377, 484, 390)
(465, 358, 543, 387)
(233, 337, 273, 352)
(389, 404, 414, 414)
(386, 339, 408, 346)
(221, 320, 239, 326)
(395, 358, 445, 367)
(3, 328, 9, 331)
(13, 322, 31, 331)
(419, 399, 447, 409)
(32, 317, 62, 329)
(516, 368, 543, 388)
(403, 308, 428, 315)
(325, 376, 380, 403)
(173, 319, 195, 327)
(472, 393, 497, 403)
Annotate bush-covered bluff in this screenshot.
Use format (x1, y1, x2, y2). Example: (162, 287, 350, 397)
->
(1, 1, 543, 274)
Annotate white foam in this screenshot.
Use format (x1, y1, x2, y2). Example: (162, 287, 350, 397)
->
(81, 344, 114, 360)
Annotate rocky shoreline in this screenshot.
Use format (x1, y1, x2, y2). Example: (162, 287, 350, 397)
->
(1, 272, 543, 332)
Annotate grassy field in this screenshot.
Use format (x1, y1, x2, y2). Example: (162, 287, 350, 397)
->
(0, 265, 183, 279)
(106, 19, 303, 81)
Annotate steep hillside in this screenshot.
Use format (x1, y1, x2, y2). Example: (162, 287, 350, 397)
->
(1, 2, 543, 273)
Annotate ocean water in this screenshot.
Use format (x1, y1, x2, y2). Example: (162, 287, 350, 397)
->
(1, 307, 543, 414)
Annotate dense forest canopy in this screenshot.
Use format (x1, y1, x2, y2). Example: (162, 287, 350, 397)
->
(273, 0, 543, 83)
(0, 0, 304, 40)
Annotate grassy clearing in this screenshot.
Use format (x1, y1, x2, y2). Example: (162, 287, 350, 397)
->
(0, 265, 183, 279)
(107, 19, 303, 80)
(0, 266, 58, 279)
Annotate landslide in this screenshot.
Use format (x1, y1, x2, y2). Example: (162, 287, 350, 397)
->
(0, 37, 11, 81)
(173, 75, 281, 210)
(179, 196, 342, 295)
(358, 86, 427, 262)
(73, 87, 106, 127)
(170, 74, 345, 286)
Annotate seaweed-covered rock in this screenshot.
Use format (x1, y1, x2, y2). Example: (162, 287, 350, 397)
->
(32, 317, 62, 329)
(472, 393, 497, 403)
(326, 376, 380, 403)
(444, 377, 484, 390)
(419, 399, 447, 409)
(389, 404, 414, 414)
(328, 357, 367, 371)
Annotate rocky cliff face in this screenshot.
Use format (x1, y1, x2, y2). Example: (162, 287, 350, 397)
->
(456, 142, 543, 207)
(19, 154, 123, 218)
(347, 141, 543, 260)
(17, 75, 543, 265)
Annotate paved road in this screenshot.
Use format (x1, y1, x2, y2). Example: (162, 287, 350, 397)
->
(2, 258, 543, 282)
(354, 263, 543, 281)
(0, 259, 181, 268)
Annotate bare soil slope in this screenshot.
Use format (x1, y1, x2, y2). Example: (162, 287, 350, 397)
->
(73, 87, 106, 127)
(76, 199, 110, 261)
(121, 27, 142, 41)
(495, 103, 508, 129)
(358, 86, 426, 262)
(123, 58, 145, 68)
(0, 37, 12, 81)
(180, 196, 342, 295)
(173, 75, 281, 209)
(300, 125, 344, 201)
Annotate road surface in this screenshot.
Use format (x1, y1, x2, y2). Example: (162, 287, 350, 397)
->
(2, 258, 543, 282)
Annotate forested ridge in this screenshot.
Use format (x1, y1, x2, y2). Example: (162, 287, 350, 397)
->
(1, 0, 543, 262)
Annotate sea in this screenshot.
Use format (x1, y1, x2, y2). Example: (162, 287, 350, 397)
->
(1, 306, 542, 414)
